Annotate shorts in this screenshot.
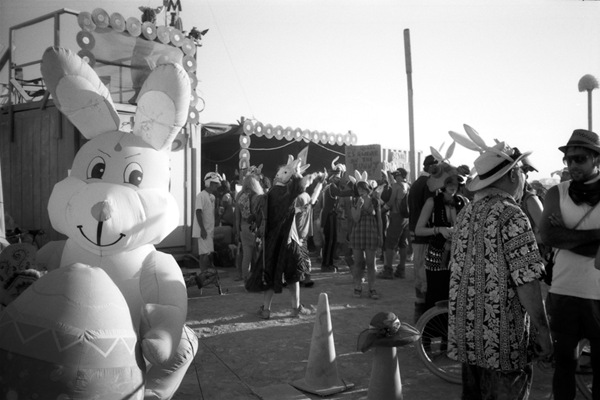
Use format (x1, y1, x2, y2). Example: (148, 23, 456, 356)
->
(197, 236, 214, 255)
(385, 213, 409, 250)
(546, 293, 600, 339)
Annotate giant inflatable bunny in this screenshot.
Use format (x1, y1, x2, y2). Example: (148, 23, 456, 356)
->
(0, 47, 197, 399)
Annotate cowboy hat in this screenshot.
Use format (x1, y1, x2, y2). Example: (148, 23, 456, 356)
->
(356, 312, 420, 353)
(467, 142, 530, 192)
(558, 129, 600, 154)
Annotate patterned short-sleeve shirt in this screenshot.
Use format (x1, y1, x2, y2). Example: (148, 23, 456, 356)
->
(448, 188, 544, 371)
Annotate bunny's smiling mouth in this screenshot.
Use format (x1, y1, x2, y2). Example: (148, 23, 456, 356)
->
(77, 223, 126, 247)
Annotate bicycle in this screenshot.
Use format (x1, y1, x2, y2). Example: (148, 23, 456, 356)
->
(415, 300, 461, 384)
(416, 300, 594, 399)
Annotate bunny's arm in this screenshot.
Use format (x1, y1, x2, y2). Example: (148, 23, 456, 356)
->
(139, 250, 188, 365)
(36, 240, 66, 271)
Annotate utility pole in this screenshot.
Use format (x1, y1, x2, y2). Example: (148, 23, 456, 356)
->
(404, 29, 416, 183)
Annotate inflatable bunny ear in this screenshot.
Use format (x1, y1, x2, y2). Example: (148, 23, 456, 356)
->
(41, 47, 120, 139)
(133, 62, 191, 151)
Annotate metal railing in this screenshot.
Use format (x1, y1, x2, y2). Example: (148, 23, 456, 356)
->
(3, 8, 79, 107)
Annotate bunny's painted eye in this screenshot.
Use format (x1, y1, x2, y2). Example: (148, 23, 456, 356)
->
(124, 162, 143, 187)
(87, 156, 106, 179)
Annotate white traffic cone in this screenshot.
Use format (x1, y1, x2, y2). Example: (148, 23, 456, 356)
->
(291, 292, 353, 396)
(357, 312, 421, 400)
(367, 346, 403, 400)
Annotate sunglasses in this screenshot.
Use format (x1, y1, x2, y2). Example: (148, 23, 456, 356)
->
(563, 154, 593, 165)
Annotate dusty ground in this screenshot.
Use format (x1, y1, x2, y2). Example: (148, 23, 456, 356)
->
(173, 257, 573, 400)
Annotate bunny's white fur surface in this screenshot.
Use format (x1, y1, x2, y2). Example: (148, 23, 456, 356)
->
(36, 46, 197, 398)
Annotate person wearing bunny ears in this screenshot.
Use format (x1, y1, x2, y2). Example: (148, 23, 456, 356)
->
(447, 125, 552, 400)
(234, 168, 265, 282)
(415, 161, 468, 314)
(408, 154, 438, 322)
(540, 129, 600, 400)
(193, 172, 222, 271)
(349, 171, 383, 299)
(251, 149, 326, 319)
(320, 156, 353, 272)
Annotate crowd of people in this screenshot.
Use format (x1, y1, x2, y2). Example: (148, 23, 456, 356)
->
(192, 127, 600, 400)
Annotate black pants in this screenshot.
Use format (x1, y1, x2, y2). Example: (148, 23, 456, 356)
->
(547, 293, 600, 400)
(322, 212, 337, 267)
(425, 269, 450, 311)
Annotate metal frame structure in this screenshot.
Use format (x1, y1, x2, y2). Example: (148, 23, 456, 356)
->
(1, 9, 80, 139)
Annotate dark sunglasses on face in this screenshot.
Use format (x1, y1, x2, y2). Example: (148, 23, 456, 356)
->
(563, 154, 592, 165)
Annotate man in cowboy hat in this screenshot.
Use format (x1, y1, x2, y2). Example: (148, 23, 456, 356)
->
(447, 141, 553, 399)
(540, 129, 600, 400)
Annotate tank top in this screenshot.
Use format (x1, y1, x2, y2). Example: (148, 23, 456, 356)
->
(549, 181, 600, 300)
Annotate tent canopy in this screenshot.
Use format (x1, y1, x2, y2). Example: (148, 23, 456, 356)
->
(201, 123, 346, 183)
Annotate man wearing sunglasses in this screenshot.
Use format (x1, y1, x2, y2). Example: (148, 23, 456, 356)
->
(540, 129, 600, 400)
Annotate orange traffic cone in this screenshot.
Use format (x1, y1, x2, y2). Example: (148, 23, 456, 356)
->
(291, 292, 354, 396)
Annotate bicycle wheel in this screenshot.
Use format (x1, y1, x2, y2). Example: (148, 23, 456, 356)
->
(415, 303, 461, 384)
(575, 339, 592, 400)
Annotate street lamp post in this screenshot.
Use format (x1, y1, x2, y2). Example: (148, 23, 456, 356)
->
(578, 74, 599, 131)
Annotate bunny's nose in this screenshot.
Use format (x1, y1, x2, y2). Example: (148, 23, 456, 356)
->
(91, 201, 113, 222)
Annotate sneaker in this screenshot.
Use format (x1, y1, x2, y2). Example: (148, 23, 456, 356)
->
(394, 268, 406, 279)
(368, 289, 380, 300)
(320, 265, 336, 273)
(291, 304, 312, 318)
(377, 269, 394, 280)
(353, 288, 362, 298)
(257, 305, 271, 320)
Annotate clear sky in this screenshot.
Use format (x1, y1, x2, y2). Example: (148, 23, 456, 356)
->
(1, 0, 599, 182)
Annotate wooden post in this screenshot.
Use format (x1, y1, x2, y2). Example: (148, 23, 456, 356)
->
(404, 29, 416, 183)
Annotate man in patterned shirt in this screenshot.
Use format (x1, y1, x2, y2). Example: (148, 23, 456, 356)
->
(448, 139, 553, 400)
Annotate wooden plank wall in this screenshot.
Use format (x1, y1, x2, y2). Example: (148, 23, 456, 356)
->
(0, 105, 80, 244)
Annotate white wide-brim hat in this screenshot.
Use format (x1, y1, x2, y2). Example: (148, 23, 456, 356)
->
(467, 142, 530, 192)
